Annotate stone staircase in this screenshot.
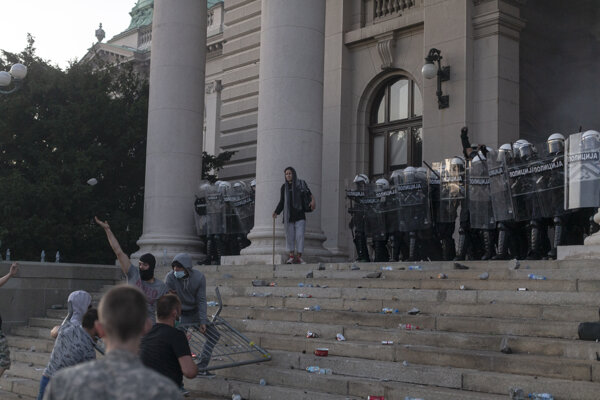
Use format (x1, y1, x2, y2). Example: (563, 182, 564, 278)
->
(2, 259, 600, 399)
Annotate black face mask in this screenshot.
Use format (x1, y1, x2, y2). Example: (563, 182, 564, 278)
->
(139, 268, 154, 281)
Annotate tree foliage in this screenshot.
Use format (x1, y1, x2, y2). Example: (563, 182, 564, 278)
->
(0, 36, 149, 263)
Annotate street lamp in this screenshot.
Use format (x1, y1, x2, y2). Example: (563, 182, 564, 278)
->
(421, 48, 450, 109)
(0, 63, 28, 95)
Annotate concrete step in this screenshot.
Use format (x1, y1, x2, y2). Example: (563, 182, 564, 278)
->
(11, 349, 50, 367)
(212, 361, 508, 400)
(0, 375, 41, 399)
(10, 326, 54, 341)
(396, 344, 597, 381)
(0, 387, 35, 400)
(28, 317, 62, 329)
(220, 307, 580, 341)
(4, 361, 44, 382)
(219, 292, 600, 322)
(6, 335, 55, 353)
(212, 285, 600, 307)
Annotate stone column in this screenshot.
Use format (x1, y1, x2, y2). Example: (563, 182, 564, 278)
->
(240, 0, 330, 263)
(133, 0, 207, 262)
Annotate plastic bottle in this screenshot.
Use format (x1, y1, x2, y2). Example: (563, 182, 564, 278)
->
(381, 308, 398, 314)
(232, 394, 242, 400)
(399, 323, 420, 330)
(306, 366, 320, 373)
(6, 249, 10, 261)
(336, 333, 346, 341)
(41, 250, 45, 262)
(318, 368, 332, 375)
(381, 266, 393, 271)
(527, 273, 546, 280)
(408, 265, 422, 271)
(528, 394, 554, 400)
(55, 251, 60, 263)
(259, 378, 266, 386)
(297, 293, 312, 298)
(404, 397, 424, 400)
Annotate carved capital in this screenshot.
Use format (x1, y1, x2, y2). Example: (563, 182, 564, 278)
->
(205, 80, 222, 94)
(375, 33, 395, 70)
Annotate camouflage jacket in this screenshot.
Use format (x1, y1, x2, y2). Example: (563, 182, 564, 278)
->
(43, 349, 183, 400)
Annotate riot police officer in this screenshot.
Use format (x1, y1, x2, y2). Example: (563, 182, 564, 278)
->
(347, 174, 371, 262)
(372, 178, 392, 262)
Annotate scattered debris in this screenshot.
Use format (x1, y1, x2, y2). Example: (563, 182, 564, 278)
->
(500, 337, 512, 354)
(297, 293, 312, 298)
(303, 305, 321, 311)
(437, 273, 448, 279)
(399, 323, 420, 330)
(306, 331, 319, 338)
(365, 271, 382, 279)
(509, 387, 525, 400)
(479, 272, 489, 280)
(381, 266, 393, 271)
(407, 307, 420, 315)
(251, 292, 272, 297)
(252, 280, 269, 287)
(459, 285, 466, 290)
(351, 263, 360, 270)
(221, 273, 234, 279)
(509, 259, 520, 270)
(453, 262, 469, 270)
(318, 264, 326, 271)
(382, 308, 399, 314)
(259, 378, 266, 386)
(306, 271, 314, 278)
(207, 301, 219, 307)
(402, 360, 409, 366)
(518, 288, 528, 291)
(381, 340, 394, 345)
(528, 273, 546, 280)
(408, 265, 422, 271)
(336, 333, 346, 341)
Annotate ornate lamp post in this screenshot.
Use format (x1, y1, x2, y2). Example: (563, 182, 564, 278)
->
(0, 63, 28, 95)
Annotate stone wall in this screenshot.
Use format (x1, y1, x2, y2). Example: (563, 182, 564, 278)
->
(0, 261, 121, 332)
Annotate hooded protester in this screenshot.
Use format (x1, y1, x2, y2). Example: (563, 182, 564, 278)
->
(37, 292, 101, 400)
(164, 253, 220, 377)
(95, 217, 168, 323)
(272, 166, 315, 264)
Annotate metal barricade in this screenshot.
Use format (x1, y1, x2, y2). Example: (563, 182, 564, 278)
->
(179, 287, 271, 372)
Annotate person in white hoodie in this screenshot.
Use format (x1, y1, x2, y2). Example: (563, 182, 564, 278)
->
(165, 253, 220, 377)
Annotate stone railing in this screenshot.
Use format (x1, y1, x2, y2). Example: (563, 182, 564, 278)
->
(138, 25, 152, 49)
(373, 0, 416, 20)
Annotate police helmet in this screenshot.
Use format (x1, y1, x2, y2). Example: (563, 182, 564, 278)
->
(353, 174, 370, 184)
(375, 178, 390, 190)
(416, 167, 428, 180)
(546, 133, 565, 155)
(217, 181, 231, 192)
(233, 181, 246, 189)
(581, 130, 600, 151)
(250, 179, 256, 188)
(497, 143, 513, 162)
(404, 167, 417, 182)
(390, 169, 403, 185)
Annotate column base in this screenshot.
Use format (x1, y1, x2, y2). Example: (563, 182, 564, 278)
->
(557, 244, 600, 260)
(239, 224, 331, 264)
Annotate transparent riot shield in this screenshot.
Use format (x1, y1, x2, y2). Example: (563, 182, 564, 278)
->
(486, 151, 514, 222)
(223, 187, 244, 235)
(438, 158, 465, 223)
(364, 183, 390, 240)
(194, 183, 209, 237)
(395, 171, 430, 232)
(468, 159, 495, 229)
(428, 162, 441, 224)
(232, 186, 255, 233)
(534, 145, 568, 218)
(206, 185, 226, 235)
(507, 151, 539, 222)
(346, 185, 368, 233)
(565, 132, 600, 209)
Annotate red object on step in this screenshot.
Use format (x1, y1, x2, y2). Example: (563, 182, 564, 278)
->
(367, 396, 385, 400)
(314, 348, 329, 357)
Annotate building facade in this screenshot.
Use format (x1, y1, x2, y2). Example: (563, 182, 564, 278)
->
(89, 0, 600, 262)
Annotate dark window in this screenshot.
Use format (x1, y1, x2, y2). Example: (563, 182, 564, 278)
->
(369, 77, 423, 179)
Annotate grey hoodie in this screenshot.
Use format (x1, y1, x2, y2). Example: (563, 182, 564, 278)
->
(164, 253, 208, 324)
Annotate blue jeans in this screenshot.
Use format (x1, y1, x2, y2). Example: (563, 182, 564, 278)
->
(37, 375, 50, 400)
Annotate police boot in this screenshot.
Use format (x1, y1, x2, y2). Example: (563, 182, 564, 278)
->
(547, 217, 562, 259)
(354, 231, 370, 262)
(206, 236, 216, 265)
(374, 239, 389, 262)
(481, 230, 495, 260)
(454, 230, 467, 261)
(408, 232, 418, 262)
(441, 238, 455, 261)
(389, 232, 401, 262)
(215, 235, 225, 265)
(492, 227, 509, 260)
(526, 222, 542, 260)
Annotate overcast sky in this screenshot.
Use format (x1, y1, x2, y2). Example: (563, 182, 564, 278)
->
(1, 0, 137, 69)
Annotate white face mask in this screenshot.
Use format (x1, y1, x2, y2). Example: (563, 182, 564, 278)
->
(174, 270, 186, 279)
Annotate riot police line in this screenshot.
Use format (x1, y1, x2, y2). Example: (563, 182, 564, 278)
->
(194, 179, 256, 265)
(346, 130, 600, 262)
